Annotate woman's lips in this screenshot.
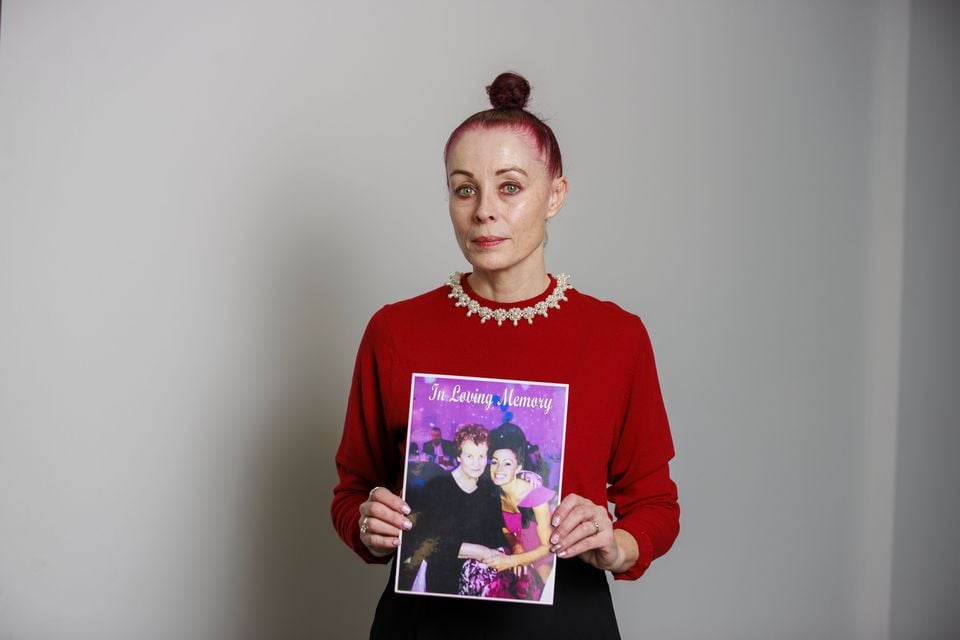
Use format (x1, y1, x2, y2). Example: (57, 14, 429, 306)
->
(473, 236, 506, 249)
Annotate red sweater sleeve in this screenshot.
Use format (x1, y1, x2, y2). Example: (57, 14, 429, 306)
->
(608, 317, 680, 580)
(330, 310, 402, 564)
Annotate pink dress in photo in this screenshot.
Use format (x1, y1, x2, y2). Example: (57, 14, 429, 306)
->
(501, 486, 556, 572)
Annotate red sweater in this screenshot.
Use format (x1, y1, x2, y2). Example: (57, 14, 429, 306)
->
(331, 274, 679, 580)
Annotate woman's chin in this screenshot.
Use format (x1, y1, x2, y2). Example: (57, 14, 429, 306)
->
(464, 253, 517, 274)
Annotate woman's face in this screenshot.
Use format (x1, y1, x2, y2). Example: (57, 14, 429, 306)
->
(457, 439, 488, 481)
(490, 448, 521, 486)
(446, 127, 567, 280)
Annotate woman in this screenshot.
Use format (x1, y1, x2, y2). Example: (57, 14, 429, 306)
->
(457, 422, 555, 601)
(484, 423, 555, 588)
(398, 424, 506, 595)
(332, 71, 679, 638)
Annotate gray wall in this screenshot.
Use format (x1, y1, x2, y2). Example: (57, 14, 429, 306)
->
(890, 1, 960, 638)
(0, 1, 950, 639)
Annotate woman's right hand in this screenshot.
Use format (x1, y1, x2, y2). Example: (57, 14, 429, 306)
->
(358, 486, 412, 557)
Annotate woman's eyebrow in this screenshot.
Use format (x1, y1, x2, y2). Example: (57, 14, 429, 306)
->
(449, 167, 527, 178)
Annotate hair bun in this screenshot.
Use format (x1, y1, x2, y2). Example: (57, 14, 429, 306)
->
(486, 72, 531, 110)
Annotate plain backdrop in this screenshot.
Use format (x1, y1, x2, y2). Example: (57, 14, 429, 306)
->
(1, 1, 957, 639)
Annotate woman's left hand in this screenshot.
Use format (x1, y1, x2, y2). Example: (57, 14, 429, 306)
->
(549, 493, 638, 573)
(482, 551, 516, 572)
(482, 552, 529, 576)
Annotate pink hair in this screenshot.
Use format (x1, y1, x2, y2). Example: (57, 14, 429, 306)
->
(443, 72, 563, 179)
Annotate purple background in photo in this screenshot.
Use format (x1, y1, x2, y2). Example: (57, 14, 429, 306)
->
(407, 374, 567, 488)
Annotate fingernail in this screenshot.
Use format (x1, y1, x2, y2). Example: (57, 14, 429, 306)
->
(557, 550, 567, 557)
(552, 517, 560, 527)
(403, 519, 412, 530)
(550, 546, 559, 554)
(550, 534, 559, 544)
(392, 538, 401, 546)
(402, 504, 411, 515)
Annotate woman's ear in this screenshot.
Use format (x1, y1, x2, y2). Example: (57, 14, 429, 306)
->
(545, 176, 568, 220)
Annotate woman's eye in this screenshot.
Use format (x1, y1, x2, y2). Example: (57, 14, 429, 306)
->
(501, 183, 520, 195)
(454, 185, 476, 197)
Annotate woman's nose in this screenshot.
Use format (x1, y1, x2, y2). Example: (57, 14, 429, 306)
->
(474, 190, 497, 222)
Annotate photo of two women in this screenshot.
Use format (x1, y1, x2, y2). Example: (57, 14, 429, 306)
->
(397, 420, 558, 604)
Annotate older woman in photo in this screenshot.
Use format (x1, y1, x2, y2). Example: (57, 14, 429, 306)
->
(332, 71, 679, 639)
(398, 423, 506, 595)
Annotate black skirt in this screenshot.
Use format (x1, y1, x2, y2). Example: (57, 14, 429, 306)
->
(370, 558, 622, 640)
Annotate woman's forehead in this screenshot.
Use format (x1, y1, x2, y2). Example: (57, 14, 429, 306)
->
(447, 127, 546, 170)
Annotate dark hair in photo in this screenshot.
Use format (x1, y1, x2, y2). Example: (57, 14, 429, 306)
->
(488, 422, 529, 466)
(489, 422, 538, 528)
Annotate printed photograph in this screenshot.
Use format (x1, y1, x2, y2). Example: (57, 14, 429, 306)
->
(395, 373, 569, 605)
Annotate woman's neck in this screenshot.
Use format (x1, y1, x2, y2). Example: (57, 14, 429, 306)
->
(451, 466, 478, 493)
(468, 266, 550, 303)
(501, 477, 530, 504)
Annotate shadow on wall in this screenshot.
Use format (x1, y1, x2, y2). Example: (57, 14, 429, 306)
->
(236, 190, 388, 640)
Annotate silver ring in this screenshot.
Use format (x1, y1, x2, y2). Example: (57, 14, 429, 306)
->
(592, 519, 601, 536)
(369, 486, 382, 501)
(360, 516, 370, 535)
